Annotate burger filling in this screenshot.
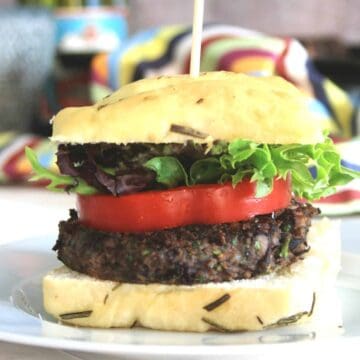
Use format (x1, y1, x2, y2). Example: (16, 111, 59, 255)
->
(26, 137, 358, 285)
(54, 200, 319, 285)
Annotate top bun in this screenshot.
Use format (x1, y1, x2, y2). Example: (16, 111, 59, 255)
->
(51, 71, 323, 145)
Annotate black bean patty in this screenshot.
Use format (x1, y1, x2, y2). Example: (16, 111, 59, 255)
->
(54, 200, 319, 285)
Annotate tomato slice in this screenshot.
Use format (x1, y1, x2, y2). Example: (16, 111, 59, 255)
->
(77, 178, 291, 233)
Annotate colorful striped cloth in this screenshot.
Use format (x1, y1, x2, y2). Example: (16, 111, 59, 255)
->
(1, 24, 359, 215)
(0, 132, 57, 184)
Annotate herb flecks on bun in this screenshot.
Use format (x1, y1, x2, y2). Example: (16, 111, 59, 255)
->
(27, 71, 358, 331)
(51, 72, 323, 145)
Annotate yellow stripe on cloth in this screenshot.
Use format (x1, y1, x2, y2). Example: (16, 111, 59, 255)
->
(323, 79, 354, 138)
(0, 132, 16, 148)
(231, 57, 275, 75)
(120, 26, 184, 87)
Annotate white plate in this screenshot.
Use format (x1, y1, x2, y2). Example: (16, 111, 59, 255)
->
(0, 235, 360, 359)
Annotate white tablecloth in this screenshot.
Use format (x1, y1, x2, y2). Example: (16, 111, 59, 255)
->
(0, 187, 74, 246)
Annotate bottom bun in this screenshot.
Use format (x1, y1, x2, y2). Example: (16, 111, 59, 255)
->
(43, 218, 341, 332)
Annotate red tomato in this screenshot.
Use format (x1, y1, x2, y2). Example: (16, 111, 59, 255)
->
(77, 178, 291, 233)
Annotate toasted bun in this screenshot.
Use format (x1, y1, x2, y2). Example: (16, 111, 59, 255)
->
(43, 219, 340, 332)
(51, 72, 323, 145)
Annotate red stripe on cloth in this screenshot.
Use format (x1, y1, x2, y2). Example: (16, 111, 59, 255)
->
(2, 138, 41, 181)
(316, 190, 360, 204)
(275, 37, 292, 82)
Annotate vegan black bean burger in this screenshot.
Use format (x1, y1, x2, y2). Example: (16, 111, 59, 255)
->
(27, 71, 359, 331)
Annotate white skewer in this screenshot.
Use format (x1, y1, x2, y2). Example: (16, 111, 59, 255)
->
(190, 0, 205, 77)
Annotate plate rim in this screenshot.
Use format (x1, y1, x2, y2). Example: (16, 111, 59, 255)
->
(0, 328, 358, 356)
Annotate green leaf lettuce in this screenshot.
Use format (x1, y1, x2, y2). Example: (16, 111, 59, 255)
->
(145, 136, 360, 200)
(25, 135, 360, 201)
(25, 147, 97, 195)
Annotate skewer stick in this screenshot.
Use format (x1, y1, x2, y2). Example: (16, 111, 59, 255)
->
(190, 0, 205, 77)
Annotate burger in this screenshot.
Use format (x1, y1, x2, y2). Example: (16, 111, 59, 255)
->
(26, 71, 358, 332)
